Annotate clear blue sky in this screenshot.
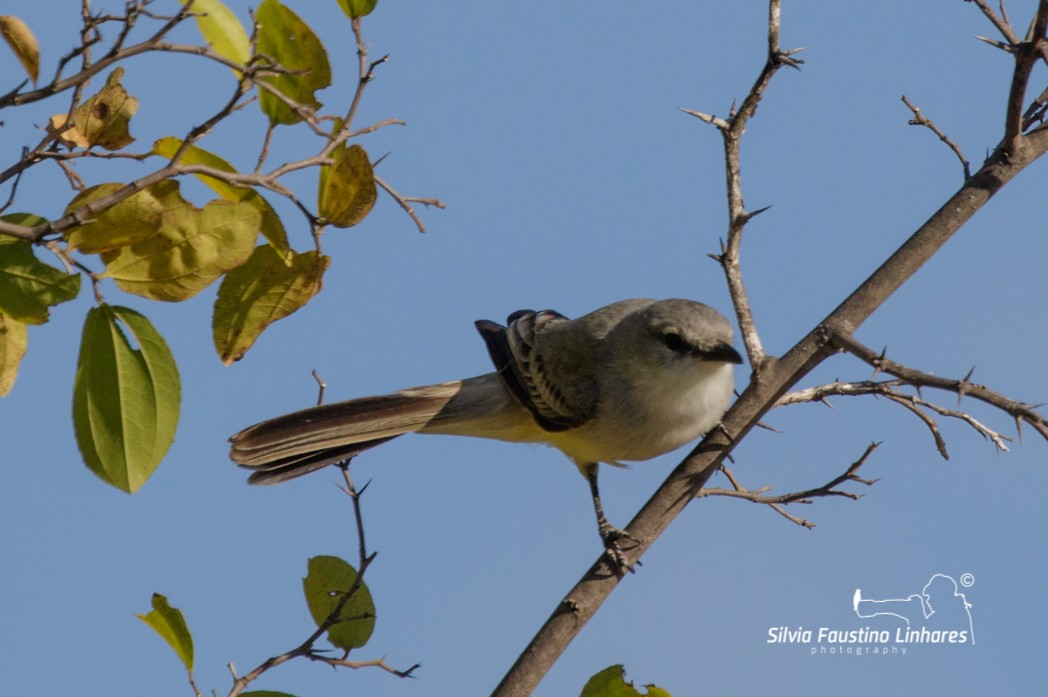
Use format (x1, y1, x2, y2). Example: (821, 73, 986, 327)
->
(3, 2, 1047, 696)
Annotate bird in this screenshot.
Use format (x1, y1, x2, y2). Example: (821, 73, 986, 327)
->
(229, 298, 743, 569)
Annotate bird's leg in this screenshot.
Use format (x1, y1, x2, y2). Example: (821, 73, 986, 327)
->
(584, 463, 638, 573)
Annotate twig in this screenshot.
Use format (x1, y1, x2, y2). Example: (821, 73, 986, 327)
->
(312, 369, 327, 406)
(697, 443, 881, 528)
(777, 378, 1013, 454)
(831, 333, 1048, 442)
(967, 0, 1022, 44)
(306, 654, 419, 678)
(679, 0, 803, 373)
(901, 95, 971, 179)
(0, 1, 196, 109)
(374, 175, 446, 234)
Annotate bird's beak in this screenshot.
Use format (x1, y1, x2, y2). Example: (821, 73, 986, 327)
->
(703, 342, 744, 365)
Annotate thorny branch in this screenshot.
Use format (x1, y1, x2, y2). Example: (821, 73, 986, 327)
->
(680, 0, 804, 374)
(777, 378, 1016, 455)
(697, 442, 880, 528)
(493, 3, 1048, 696)
(967, 0, 1048, 141)
(830, 333, 1048, 443)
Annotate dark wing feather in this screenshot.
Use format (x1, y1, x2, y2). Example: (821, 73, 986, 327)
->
(474, 310, 590, 431)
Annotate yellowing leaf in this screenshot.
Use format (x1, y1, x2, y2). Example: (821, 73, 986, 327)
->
(0, 15, 39, 83)
(335, 0, 378, 19)
(213, 246, 328, 364)
(100, 182, 260, 302)
(63, 183, 165, 254)
(0, 313, 27, 396)
(317, 143, 376, 228)
(0, 231, 81, 324)
(302, 556, 375, 651)
(255, 0, 331, 126)
(48, 113, 89, 149)
(152, 137, 288, 253)
(179, 0, 250, 71)
(58, 68, 138, 150)
(137, 593, 194, 672)
(73, 305, 180, 493)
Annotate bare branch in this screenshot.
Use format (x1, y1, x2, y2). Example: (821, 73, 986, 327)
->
(374, 175, 446, 234)
(901, 95, 971, 179)
(967, 0, 1022, 44)
(305, 654, 419, 678)
(494, 6, 1048, 693)
(832, 334, 1048, 442)
(680, 0, 804, 374)
(777, 378, 1013, 454)
(0, 1, 197, 109)
(697, 443, 881, 528)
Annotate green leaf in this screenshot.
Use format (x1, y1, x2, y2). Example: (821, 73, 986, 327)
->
(100, 181, 260, 302)
(0, 231, 80, 324)
(255, 0, 332, 126)
(0, 211, 47, 229)
(179, 0, 250, 70)
(0, 15, 40, 83)
(335, 0, 378, 19)
(137, 593, 194, 672)
(303, 556, 375, 651)
(213, 246, 328, 364)
(152, 137, 288, 253)
(63, 183, 165, 254)
(580, 666, 673, 697)
(0, 313, 27, 396)
(317, 143, 377, 227)
(73, 305, 181, 493)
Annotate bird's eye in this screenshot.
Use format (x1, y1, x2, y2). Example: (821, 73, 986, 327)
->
(661, 331, 686, 352)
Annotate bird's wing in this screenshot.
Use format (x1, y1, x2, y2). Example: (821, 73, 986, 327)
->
(474, 309, 596, 431)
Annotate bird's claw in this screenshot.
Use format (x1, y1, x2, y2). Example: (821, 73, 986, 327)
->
(598, 522, 641, 574)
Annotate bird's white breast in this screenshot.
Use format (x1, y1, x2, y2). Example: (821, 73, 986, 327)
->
(551, 361, 735, 465)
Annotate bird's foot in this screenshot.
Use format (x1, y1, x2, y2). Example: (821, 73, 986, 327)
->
(598, 521, 641, 574)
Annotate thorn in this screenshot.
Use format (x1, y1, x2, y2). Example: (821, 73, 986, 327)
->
(775, 47, 807, 69)
(819, 397, 837, 411)
(742, 204, 773, 222)
(974, 34, 1014, 52)
(958, 366, 975, 405)
(870, 346, 888, 380)
(755, 419, 781, 433)
(678, 107, 726, 129)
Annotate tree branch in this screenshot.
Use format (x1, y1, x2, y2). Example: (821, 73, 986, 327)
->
(831, 334, 1048, 442)
(681, 0, 803, 375)
(491, 5, 1048, 695)
(902, 95, 971, 179)
(697, 442, 880, 528)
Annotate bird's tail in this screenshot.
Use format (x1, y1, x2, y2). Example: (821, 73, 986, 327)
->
(230, 381, 466, 484)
